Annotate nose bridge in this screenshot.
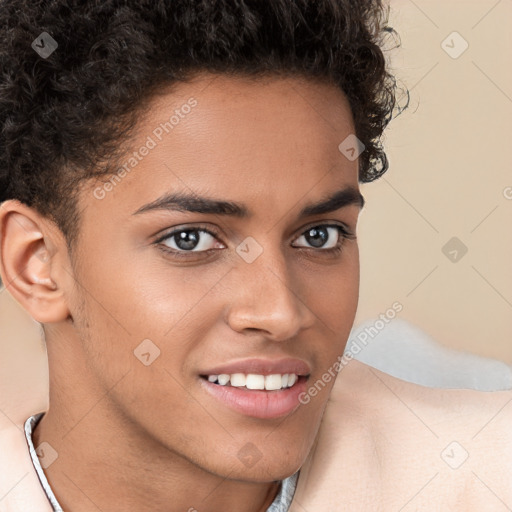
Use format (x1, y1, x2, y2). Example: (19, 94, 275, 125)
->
(225, 236, 315, 339)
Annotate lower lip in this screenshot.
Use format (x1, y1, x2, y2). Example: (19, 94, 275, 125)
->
(199, 376, 309, 419)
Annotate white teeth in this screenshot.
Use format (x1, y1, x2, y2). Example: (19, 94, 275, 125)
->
(230, 373, 246, 387)
(265, 374, 283, 391)
(217, 374, 230, 385)
(206, 373, 299, 390)
(246, 374, 265, 390)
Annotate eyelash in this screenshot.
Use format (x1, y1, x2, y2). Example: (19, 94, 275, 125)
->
(154, 222, 356, 260)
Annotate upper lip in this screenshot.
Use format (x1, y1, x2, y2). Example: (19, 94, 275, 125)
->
(200, 358, 311, 377)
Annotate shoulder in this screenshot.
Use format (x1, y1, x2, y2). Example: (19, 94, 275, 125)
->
(0, 423, 54, 512)
(291, 359, 512, 511)
(332, 358, 512, 422)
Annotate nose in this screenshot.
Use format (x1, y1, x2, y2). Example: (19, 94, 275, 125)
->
(224, 245, 316, 341)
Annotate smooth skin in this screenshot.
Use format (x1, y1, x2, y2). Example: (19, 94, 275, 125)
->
(0, 73, 364, 511)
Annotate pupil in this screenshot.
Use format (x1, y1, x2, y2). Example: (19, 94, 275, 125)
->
(306, 227, 328, 248)
(175, 230, 199, 250)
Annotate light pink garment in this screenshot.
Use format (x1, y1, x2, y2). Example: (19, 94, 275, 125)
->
(0, 425, 54, 512)
(290, 359, 512, 511)
(0, 291, 52, 512)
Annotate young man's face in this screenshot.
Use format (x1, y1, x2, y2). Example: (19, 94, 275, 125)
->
(35, 73, 363, 482)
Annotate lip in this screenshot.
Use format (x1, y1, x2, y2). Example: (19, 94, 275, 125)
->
(199, 357, 311, 377)
(199, 375, 309, 419)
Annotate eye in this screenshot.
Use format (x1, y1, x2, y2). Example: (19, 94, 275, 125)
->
(154, 223, 355, 260)
(292, 224, 355, 252)
(156, 226, 224, 256)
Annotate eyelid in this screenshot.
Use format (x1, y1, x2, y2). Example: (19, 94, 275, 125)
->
(154, 221, 354, 245)
(153, 223, 222, 245)
(294, 220, 355, 239)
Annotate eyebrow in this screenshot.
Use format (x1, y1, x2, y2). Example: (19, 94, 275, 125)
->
(132, 186, 365, 218)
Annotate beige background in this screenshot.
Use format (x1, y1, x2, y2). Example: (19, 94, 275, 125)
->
(1, 0, 511, 378)
(355, 0, 512, 362)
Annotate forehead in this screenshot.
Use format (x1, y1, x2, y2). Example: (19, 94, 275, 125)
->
(83, 73, 359, 221)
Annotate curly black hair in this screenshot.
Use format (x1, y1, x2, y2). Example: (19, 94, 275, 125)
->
(0, 0, 408, 249)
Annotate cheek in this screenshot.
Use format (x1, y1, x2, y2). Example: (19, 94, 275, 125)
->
(297, 249, 360, 333)
(68, 236, 231, 396)
(72, 222, 359, 380)
(76, 230, 227, 334)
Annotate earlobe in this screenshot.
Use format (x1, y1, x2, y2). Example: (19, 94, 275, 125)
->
(0, 200, 71, 323)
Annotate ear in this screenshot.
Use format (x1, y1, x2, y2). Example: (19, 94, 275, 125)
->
(0, 200, 71, 323)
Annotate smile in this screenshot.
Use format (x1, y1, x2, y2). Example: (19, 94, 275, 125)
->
(199, 374, 310, 419)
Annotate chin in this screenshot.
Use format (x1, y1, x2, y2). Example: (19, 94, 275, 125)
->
(218, 447, 306, 483)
